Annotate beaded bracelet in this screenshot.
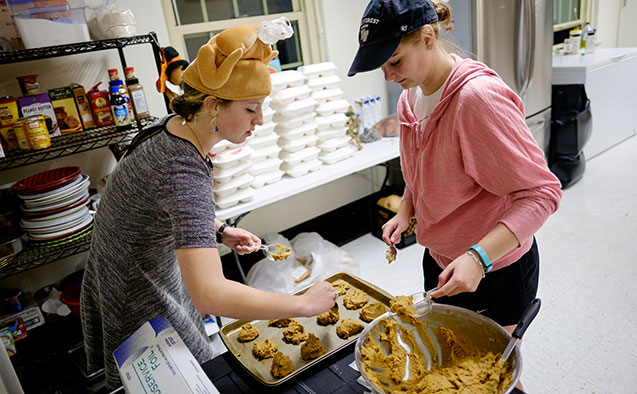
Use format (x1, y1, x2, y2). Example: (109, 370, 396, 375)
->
(465, 251, 486, 278)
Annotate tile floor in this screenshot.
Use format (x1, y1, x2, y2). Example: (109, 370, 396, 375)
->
(213, 134, 637, 393)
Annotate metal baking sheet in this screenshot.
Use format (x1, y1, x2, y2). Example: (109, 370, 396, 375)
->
(219, 272, 393, 386)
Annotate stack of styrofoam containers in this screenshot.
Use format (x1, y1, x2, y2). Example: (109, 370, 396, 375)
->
(299, 62, 355, 165)
(270, 70, 322, 178)
(245, 96, 284, 188)
(209, 140, 255, 210)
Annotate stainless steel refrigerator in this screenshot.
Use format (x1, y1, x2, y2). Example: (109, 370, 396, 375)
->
(445, 0, 553, 153)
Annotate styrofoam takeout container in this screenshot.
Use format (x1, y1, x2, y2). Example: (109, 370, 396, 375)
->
(248, 157, 282, 176)
(311, 88, 344, 105)
(319, 145, 355, 164)
(316, 127, 348, 142)
(279, 146, 321, 166)
(246, 132, 279, 150)
(209, 145, 254, 169)
(271, 85, 312, 107)
(250, 144, 281, 163)
(315, 113, 349, 130)
(307, 75, 341, 91)
(297, 62, 338, 79)
(262, 107, 276, 124)
(315, 99, 350, 117)
(275, 112, 315, 131)
(317, 136, 351, 153)
(213, 172, 254, 198)
(270, 71, 305, 92)
(215, 187, 254, 210)
(276, 122, 317, 140)
(251, 169, 284, 189)
(275, 98, 317, 118)
(253, 121, 276, 137)
(281, 159, 322, 178)
(278, 134, 318, 153)
(213, 160, 252, 184)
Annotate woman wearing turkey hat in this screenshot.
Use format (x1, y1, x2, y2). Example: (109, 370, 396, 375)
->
(349, 0, 561, 389)
(81, 19, 336, 389)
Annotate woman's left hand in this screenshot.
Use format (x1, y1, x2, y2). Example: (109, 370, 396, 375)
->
(221, 227, 261, 255)
(432, 253, 484, 298)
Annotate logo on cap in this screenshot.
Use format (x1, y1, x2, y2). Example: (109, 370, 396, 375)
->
(360, 28, 369, 43)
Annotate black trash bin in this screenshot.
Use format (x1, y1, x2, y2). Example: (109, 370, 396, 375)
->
(549, 84, 592, 188)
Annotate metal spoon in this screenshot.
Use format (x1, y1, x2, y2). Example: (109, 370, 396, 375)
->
(259, 243, 291, 261)
(500, 298, 542, 363)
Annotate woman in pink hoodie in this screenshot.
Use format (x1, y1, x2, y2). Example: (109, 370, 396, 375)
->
(349, 0, 561, 357)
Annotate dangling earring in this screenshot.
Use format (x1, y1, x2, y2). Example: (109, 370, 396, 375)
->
(210, 117, 219, 133)
(427, 45, 433, 50)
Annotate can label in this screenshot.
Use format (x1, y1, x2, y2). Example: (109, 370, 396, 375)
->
(24, 116, 51, 149)
(13, 121, 30, 150)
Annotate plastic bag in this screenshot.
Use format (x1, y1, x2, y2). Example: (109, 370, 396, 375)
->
(86, 0, 137, 40)
(246, 232, 359, 294)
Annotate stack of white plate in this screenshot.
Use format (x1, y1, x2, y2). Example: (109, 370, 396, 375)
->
(271, 70, 322, 178)
(298, 62, 355, 165)
(18, 173, 93, 243)
(246, 96, 284, 188)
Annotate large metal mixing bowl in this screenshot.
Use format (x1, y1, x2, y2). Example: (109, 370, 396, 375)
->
(355, 304, 521, 394)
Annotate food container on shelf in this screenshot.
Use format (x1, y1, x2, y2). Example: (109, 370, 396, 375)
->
(247, 157, 282, 176)
(279, 146, 321, 166)
(315, 113, 349, 130)
(209, 145, 253, 169)
(262, 107, 276, 124)
(316, 126, 347, 141)
(246, 132, 278, 150)
(307, 75, 341, 91)
(250, 169, 284, 189)
(276, 122, 317, 140)
(319, 145, 355, 164)
(275, 98, 317, 118)
(274, 112, 315, 131)
(8, 1, 90, 49)
(281, 158, 322, 178)
(297, 62, 337, 79)
(215, 187, 255, 210)
(213, 161, 251, 184)
(271, 85, 312, 108)
(253, 121, 276, 137)
(270, 70, 305, 92)
(213, 173, 254, 198)
(278, 134, 318, 153)
(249, 144, 281, 163)
(317, 135, 351, 153)
(315, 99, 349, 117)
(311, 88, 344, 105)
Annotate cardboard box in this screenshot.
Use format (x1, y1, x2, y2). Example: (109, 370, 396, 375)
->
(17, 94, 60, 137)
(49, 87, 83, 134)
(113, 317, 220, 394)
(70, 83, 96, 129)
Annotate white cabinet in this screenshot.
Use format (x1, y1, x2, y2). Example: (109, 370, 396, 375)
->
(552, 48, 637, 159)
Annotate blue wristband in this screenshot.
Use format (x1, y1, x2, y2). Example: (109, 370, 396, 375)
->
(469, 244, 493, 273)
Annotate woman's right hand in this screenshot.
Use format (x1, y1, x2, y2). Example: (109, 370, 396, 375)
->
(299, 280, 337, 317)
(381, 214, 410, 246)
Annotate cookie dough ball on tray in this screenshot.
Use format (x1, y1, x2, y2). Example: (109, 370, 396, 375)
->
(336, 318, 365, 339)
(269, 318, 297, 328)
(331, 279, 351, 296)
(343, 289, 369, 310)
(300, 333, 326, 360)
(237, 323, 259, 342)
(359, 301, 386, 322)
(317, 303, 339, 326)
(252, 338, 278, 359)
(271, 351, 294, 378)
(282, 322, 308, 345)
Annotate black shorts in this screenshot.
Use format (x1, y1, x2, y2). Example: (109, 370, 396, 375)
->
(423, 238, 539, 326)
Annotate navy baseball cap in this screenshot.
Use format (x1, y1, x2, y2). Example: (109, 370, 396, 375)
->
(348, 0, 439, 77)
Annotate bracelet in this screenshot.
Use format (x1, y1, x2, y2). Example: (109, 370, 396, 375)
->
(216, 223, 229, 244)
(469, 244, 493, 273)
(465, 251, 486, 278)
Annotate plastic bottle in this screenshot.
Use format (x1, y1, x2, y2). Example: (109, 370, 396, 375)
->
(109, 85, 131, 129)
(375, 96, 383, 122)
(124, 67, 150, 120)
(568, 29, 582, 55)
(581, 22, 594, 54)
(109, 79, 135, 123)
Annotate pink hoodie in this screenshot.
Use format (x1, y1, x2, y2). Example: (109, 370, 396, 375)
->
(398, 54, 562, 271)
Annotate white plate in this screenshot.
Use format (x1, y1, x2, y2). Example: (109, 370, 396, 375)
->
(20, 206, 90, 230)
(28, 215, 93, 240)
(21, 191, 90, 213)
(22, 203, 87, 222)
(24, 179, 90, 208)
(17, 173, 84, 200)
(26, 212, 91, 235)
